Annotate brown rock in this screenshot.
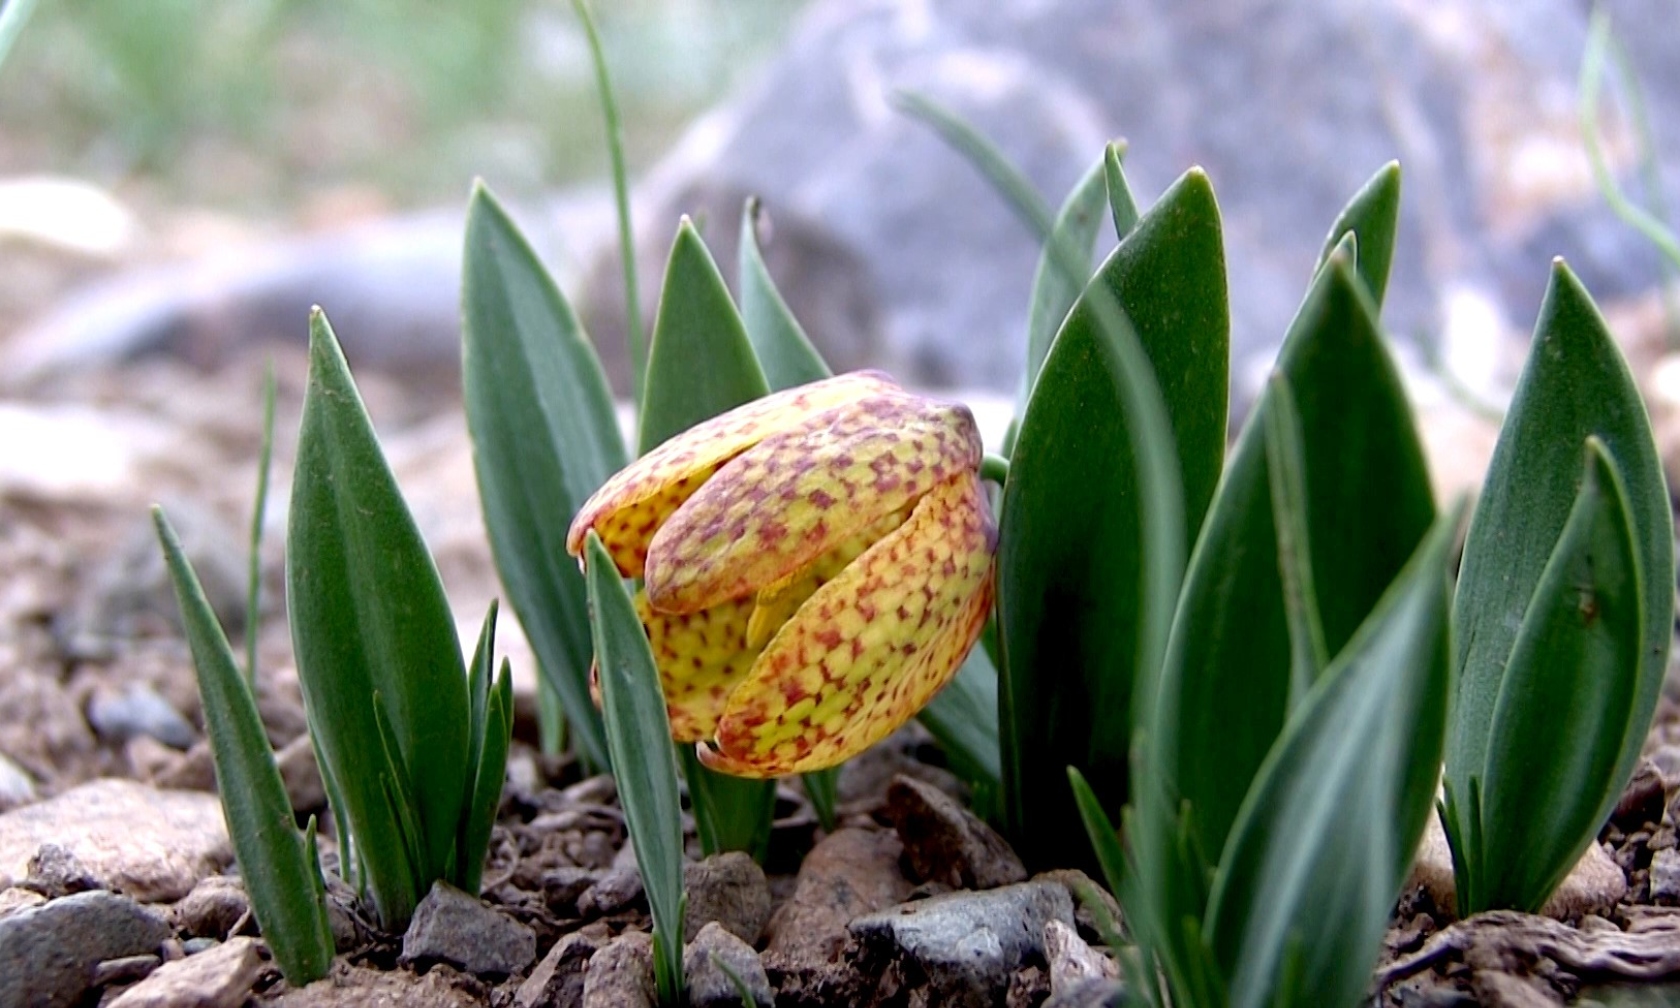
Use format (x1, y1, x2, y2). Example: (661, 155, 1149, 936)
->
(582, 930, 656, 1008)
(885, 774, 1026, 891)
(1408, 814, 1627, 919)
(173, 876, 249, 940)
(269, 961, 482, 1008)
(682, 851, 771, 945)
(0, 778, 229, 902)
(515, 931, 598, 1008)
(106, 936, 262, 1008)
(763, 827, 912, 968)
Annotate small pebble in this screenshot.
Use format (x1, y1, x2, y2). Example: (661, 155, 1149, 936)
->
(86, 683, 197, 751)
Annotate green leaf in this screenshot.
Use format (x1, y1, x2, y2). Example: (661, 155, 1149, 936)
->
(1139, 248, 1434, 986)
(586, 530, 686, 1008)
(1262, 375, 1329, 705)
(1315, 162, 1401, 306)
(455, 605, 511, 895)
(1104, 141, 1141, 241)
(1020, 154, 1109, 416)
(802, 767, 840, 834)
(1204, 507, 1455, 1008)
(997, 168, 1225, 869)
(288, 308, 469, 929)
(638, 218, 771, 453)
(1469, 439, 1644, 912)
(154, 508, 334, 986)
(681, 746, 775, 862)
(918, 644, 1003, 796)
(462, 182, 624, 772)
(1068, 766, 1128, 906)
(1447, 261, 1673, 908)
(738, 197, 831, 390)
(889, 88, 1055, 243)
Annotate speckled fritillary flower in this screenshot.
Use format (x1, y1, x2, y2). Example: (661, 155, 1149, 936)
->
(566, 370, 997, 778)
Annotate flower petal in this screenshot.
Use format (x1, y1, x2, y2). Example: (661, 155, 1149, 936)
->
(644, 392, 983, 614)
(697, 471, 997, 777)
(634, 590, 758, 743)
(566, 370, 899, 576)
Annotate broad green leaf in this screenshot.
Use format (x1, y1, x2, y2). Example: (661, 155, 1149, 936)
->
(1104, 141, 1141, 241)
(639, 218, 771, 453)
(682, 746, 774, 862)
(462, 183, 624, 771)
(1262, 375, 1329, 704)
(1141, 247, 1434, 982)
(586, 530, 687, 1007)
(1447, 261, 1673, 889)
(1205, 507, 1455, 1008)
(998, 168, 1224, 869)
(1315, 162, 1401, 306)
(1020, 154, 1109, 415)
(288, 309, 469, 930)
(1471, 439, 1643, 913)
(802, 766, 840, 833)
(154, 508, 333, 985)
(739, 197, 831, 390)
(639, 219, 778, 855)
(918, 644, 1003, 796)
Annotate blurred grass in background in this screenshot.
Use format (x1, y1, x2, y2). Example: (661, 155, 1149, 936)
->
(0, 0, 808, 214)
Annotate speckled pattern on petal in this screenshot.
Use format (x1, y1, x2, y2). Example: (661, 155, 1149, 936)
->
(565, 370, 898, 576)
(634, 590, 759, 743)
(643, 393, 982, 614)
(696, 471, 996, 777)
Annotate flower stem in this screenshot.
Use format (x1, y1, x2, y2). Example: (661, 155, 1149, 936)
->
(980, 453, 1010, 487)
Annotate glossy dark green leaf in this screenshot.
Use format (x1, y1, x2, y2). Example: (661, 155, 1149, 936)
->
(1468, 439, 1643, 913)
(998, 168, 1224, 869)
(1020, 154, 1109, 415)
(1104, 141, 1140, 241)
(586, 530, 687, 1007)
(1447, 261, 1673, 903)
(1315, 162, 1401, 306)
(154, 508, 334, 985)
(739, 198, 831, 391)
(462, 183, 624, 771)
(1139, 248, 1434, 982)
(639, 218, 771, 453)
(1204, 507, 1454, 1008)
(1068, 766, 1128, 909)
(288, 309, 469, 929)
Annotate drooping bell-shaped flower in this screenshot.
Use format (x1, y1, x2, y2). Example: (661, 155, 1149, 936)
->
(566, 371, 997, 777)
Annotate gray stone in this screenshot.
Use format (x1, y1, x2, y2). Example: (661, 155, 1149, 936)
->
(1652, 847, 1680, 903)
(683, 851, 772, 945)
(106, 936, 262, 1008)
(400, 880, 536, 977)
(684, 921, 772, 1008)
(21, 843, 99, 898)
(91, 954, 162, 987)
(0, 753, 35, 813)
(515, 931, 599, 1008)
(0, 890, 170, 1008)
(173, 875, 249, 940)
(763, 827, 912, 969)
(849, 880, 1076, 1008)
(86, 682, 197, 751)
(0, 778, 229, 902)
(1044, 918, 1118, 995)
(582, 930, 657, 1008)
(540, 865, 602, 916)
(885, 774, 1025, 891)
